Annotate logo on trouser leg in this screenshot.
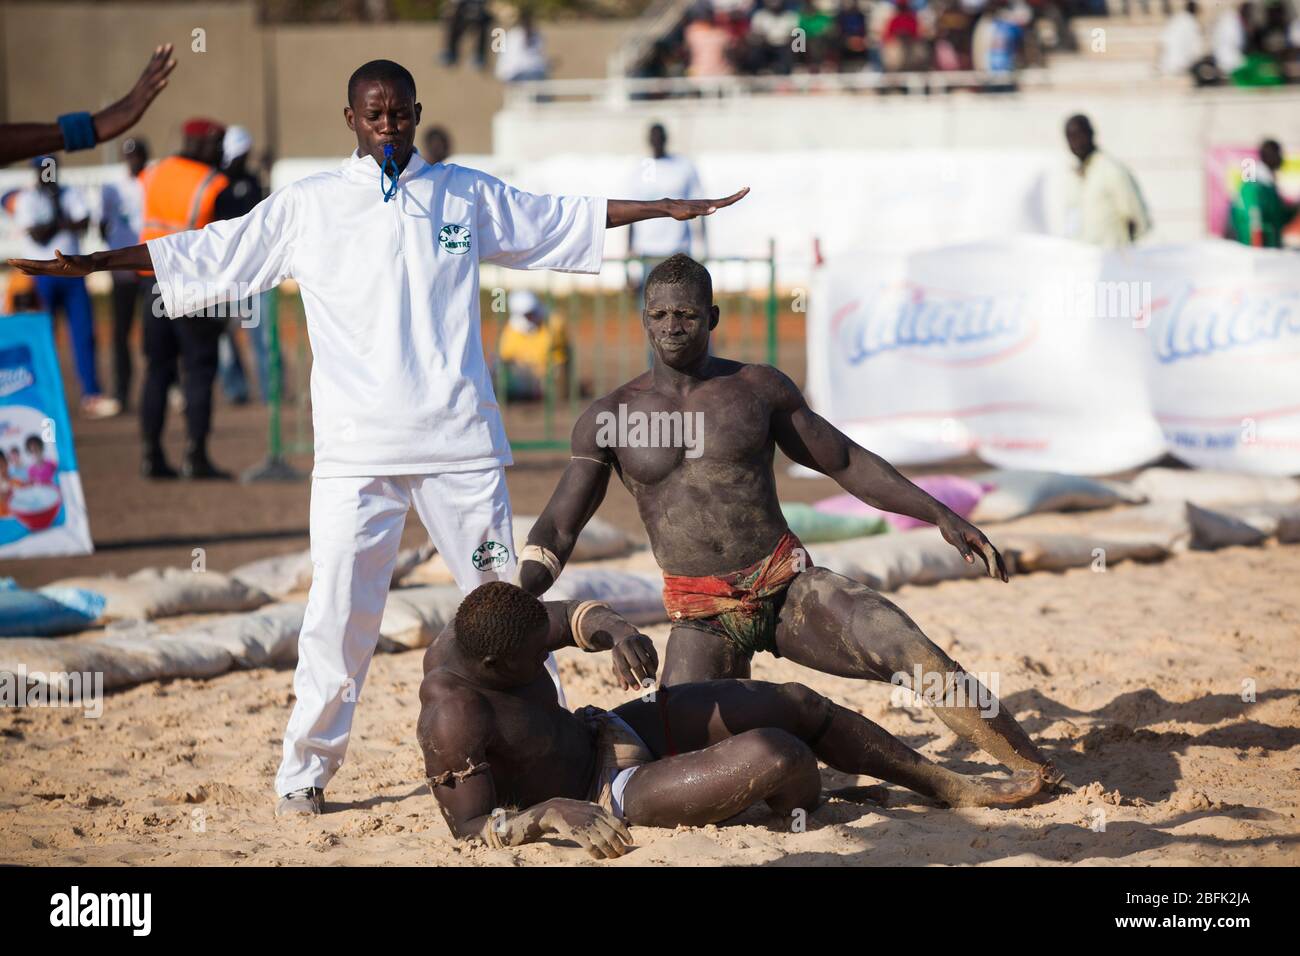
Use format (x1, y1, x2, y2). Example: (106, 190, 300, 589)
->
(471, 540, 510, 572)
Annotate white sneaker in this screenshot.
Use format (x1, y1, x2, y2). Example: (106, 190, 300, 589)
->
(275, 787, 324, 818)
(80, 395, 122, 419)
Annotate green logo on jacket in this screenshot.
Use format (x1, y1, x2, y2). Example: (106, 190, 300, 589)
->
(439, 224, 472, 255)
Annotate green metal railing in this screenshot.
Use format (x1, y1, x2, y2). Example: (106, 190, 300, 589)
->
(251, 245, 778, 469)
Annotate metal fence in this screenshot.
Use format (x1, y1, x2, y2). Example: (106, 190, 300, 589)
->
(250, 248, 779, 474)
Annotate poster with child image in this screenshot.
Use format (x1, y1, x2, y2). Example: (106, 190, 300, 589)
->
(0, 313, 93, 557)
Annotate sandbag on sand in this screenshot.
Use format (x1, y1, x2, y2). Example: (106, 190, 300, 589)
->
(0, 603, 306, 692)
(230, 551, 313, 599)
(811, 528, 994, 591)
(971, 469, 1145, 523)
(996, 533, 1170, 572)
(815, 475, 989, 531)
(0, 628, 234, 692)
(1186, 503, 1270, 550)
(378, 585, 463, 651)
(232, 541, 437, 598)
(173, 602, 305, 667)
(1132, 468, 1300, 507)
(1081, 501, 1193, 551)
(0, 580, 106, 637)
(512, 515, 641, 562)
(780, 502, 887, 542)
(52, 568, 271, 622)
(1214, 502, 1300, 543)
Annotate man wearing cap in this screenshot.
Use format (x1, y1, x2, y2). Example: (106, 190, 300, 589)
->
(136, 118, 232, 479)
(496, 290, 570, 401)
(9, 58, 748, 818)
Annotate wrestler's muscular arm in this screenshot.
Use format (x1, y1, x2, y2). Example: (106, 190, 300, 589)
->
(419, 688, 632, 859)
(519, 399, 618, 596)
(764, 367, 1009, 581)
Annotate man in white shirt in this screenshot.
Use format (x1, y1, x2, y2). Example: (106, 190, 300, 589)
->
(100, 137, 149, 410)
(14, 163, 120, 418)
(1160, 1, 1206, 76)
(9, 58, 747, 818)
(1062, 114, 1152, 248)
(494, 8, 550, 83)
(628, 123, 706, 262)
(1211, 0, 1247, 75)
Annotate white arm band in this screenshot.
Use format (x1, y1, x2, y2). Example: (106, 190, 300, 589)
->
(569, 600, 611, 652)
(518, 544, 561, 581)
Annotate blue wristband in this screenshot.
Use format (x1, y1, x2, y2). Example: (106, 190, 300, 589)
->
(57, 112, 97, 152)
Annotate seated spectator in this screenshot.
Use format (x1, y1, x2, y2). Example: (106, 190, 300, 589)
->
(1160, 1, 1206, 76)
(1211, 1, 1248, 75)
(933, 0, 975, 69)
(797, 0, 839, 70)
(684, 5, 735, 77)
(837, 0, 872, 69)
(496, 291, 570, 402)
(972, 0, 1023, 84)
(747, 0, 801, 74)
(495, 8, 550, 83)
(881, 0, 926, 72)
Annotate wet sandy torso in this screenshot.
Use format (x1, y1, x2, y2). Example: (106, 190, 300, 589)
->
(607, 363, 789, 577)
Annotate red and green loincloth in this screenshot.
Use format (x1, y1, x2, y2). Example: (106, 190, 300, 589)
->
(661, 530, 808, 656)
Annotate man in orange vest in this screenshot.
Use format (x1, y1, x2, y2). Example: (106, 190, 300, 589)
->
(138, 118, 231, 479)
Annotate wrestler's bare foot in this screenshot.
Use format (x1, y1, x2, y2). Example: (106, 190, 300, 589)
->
(825, 784, 890, 806)
(940, 769, 1043, 808)
(1036, 762, 1067, 789)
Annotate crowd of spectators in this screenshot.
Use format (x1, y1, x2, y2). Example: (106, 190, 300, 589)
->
(637, 0, 1086, 80)
(1161, 1, 1300, 86)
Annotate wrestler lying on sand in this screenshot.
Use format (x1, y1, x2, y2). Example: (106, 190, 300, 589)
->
(517, 253, 1063, 791)
(418, 582, 1045, 859)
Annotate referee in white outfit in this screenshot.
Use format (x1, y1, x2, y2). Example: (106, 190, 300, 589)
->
(8, 59, 748, 818)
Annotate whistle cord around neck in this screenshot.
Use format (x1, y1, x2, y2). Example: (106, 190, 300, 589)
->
(381, 144, 400, 203)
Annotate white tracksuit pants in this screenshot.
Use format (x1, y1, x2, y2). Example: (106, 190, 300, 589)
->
(274, 468, 564, 797)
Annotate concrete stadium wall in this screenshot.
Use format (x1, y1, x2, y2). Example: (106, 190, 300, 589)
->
(0, 1, 632, 162)
(495, 87, 1300, 242)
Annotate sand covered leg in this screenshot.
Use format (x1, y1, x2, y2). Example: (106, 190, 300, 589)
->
(776, 569, 1062, 786)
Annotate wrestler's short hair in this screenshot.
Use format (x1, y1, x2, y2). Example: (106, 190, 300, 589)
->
(347, 59, 417, 107)
(454, 582, 549, 660)
(645, 253, 712, 304)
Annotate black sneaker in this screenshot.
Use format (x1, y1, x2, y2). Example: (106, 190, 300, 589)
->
(141, 457, 179, 480)
(181, 453, 233, 481)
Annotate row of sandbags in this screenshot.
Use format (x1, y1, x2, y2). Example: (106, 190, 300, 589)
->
(6, 497, 1298, 691)
(0, 565, 666, 693)
(0, 514, 641, 636)
(793, 467, 1300, 542)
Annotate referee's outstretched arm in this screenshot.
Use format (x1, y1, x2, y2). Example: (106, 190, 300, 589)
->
(606, 188, 749, 228)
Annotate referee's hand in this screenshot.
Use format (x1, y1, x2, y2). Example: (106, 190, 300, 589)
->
(664, 187, 750, 221)
(7, 251, 94, 278)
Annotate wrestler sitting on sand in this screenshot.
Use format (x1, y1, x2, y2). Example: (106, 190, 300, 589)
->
(418, 582, 1045, 859)
(517, 253, 1063, 790)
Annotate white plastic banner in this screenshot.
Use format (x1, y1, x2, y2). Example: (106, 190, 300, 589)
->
(808, 237, 1300, 476)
